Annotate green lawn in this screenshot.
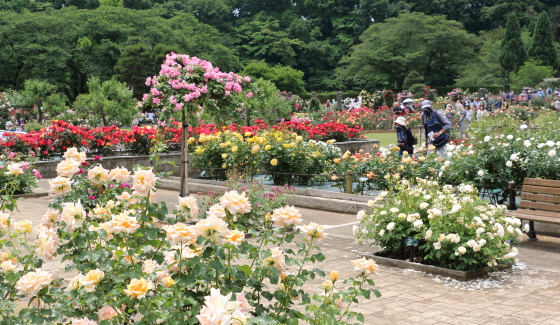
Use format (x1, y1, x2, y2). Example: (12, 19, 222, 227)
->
(366, 132, 397, 148)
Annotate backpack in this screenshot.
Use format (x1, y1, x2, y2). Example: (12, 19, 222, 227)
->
(406, 127, 418, 145)
(425, 111, 449, 148)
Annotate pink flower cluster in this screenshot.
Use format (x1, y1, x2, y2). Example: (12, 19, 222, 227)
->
(143, 52, 250, 112)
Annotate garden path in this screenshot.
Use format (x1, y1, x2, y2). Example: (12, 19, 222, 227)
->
(6, 179, 560, 324)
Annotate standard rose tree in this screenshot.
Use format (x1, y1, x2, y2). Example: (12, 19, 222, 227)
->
(141, 53, 252, 196)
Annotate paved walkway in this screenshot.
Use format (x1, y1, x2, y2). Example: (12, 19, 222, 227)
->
(4, 179, 560, 324)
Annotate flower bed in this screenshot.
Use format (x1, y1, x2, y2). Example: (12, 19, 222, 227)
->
(354, 177, 522, 272)
(0, 147, 381, 324)
(322, 107, 424, 131)
(0, 152, 42, 195)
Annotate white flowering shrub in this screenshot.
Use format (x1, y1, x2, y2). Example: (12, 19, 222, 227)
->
(355, 177, 522, 271)
(0, 147, 380, 324)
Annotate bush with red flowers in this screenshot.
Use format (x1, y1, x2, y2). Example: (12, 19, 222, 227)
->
(86, 125, 127, 156)
(123, 126, 158, 155)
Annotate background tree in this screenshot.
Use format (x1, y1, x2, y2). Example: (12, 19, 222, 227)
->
(238, 78, 292, 125)
(528, 11, 560, 71)
(114, 42, 154, 99)
(72, 77, 137, 127)
(22, 79, 68, 124)
(499, 13, 528, 74)
(511, 59, 556, 92)
(242, 60, 307, 96)
(337, 13, 479, 90)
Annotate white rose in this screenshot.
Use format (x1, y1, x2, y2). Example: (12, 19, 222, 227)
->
(473, 245, 481, 252)
(433, 242, 441, 249)
(520, 124, 527, 130)
(356, 210, 366, 220)
(389, 208, 399, 214)
(419, 202, 429, 209)
(546, 140, 555, 147)
(413, 220, 423, 228)
(378, 229, 385, 236)
(425, 229, 432, 239)
(386, 222, 395, 231)
(549, 150, 556, 157)
(506, 135, 513, 140)
(524, 140, 531, 147)
(458, 246, 466, 254)
(477, 170, 484, 176)
(506, 161, 512, 167)
(484, 136, 491, 142)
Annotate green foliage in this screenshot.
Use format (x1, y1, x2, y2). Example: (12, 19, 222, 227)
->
(499, 13, 527, 74)
(71, 77, 137, 126)
(99, 0, 123, 7)
(511, 59, 556, 92)
(338, 13, 479, 89)
(528, 11, 560, 72)
(242, 61, 307, 96)
(239, 78, 292, 125)
(114, 42, 154, 99)
(21, 79, 68, 124)
(402, 71, 424, 90)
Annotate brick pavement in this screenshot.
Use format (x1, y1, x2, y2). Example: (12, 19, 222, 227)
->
(3, 180, 560, 324)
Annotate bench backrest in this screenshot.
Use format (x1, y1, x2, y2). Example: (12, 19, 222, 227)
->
(517, 178, 560, 219)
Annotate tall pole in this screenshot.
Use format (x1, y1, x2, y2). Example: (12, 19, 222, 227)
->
(180, 108, 189, 197)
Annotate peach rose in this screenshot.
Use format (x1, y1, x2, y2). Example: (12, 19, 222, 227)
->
(123, 278, 152, 299)
(163, 223, 199, 245)
(49, 176, 73, 195)
(301, 222, 326, 240)
(97, 305, 119, 321)
(35, 227, 59, 261)
(236, 292, 252, 313)
(13, 220, 32, 233)
(40, 209, 59, 227)
(142, 259, 160, 274)
(109, 167, 131, 182)
(132, 168, 158, 196)
(81, 269, 104, 292)
(60, 202, 86, 232)
(263, 247, 286, 272)
(104, 213, 140, 234)
(176, 196, 199, 219)
(87, 165, 110, 184)
(208, 204, 226, 219)
(0, 212, 10, 229)
(4, 163, 24, 175)
(225, 230, 245, 246)
(56, 158, 81, 177)
(162, 276, 175, 287)
(63, 147, 87, 163)
(1, 260, 18, 272)
(195, 214, 229, 244)
(350, 257, 380, 275)
(219, 190, 251, 215)
(271, 206, 303, 227)
(15, 268, 55, 296)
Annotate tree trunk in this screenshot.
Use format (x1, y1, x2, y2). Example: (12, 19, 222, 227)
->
(180, 108, 189, 197)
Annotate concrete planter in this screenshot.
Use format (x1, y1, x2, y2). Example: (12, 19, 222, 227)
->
(33, 154, 201, 179)
(363, 253, 511, 281)
(333, 139, 380, 155)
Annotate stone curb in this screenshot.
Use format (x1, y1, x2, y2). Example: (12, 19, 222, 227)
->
(159, 177, 370, 214)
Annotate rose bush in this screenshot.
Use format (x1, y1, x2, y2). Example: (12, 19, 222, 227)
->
(354, 177, 522, 271)
(0, 147, 381, 324)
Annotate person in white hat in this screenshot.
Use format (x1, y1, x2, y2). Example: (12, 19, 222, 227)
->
(4, 121, 15, 132)
(394, 116, 414, 156)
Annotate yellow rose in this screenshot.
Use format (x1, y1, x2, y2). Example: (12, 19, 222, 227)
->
(162, 277, 175, 287)
(195, 147, 204, 154)
(222, 153, 228, 159)
(282, 143, 290, 148)
(326, 139, 335, 145)
(418, 156, 426, 162)
(265, 145, 272, 151)
(350, 257, 380, 275)
(219, 190, 252, 214)
(330, 270, 339, 282)
(296, 136, 303, 141)
(244, 132, 252, 137)
(251, 144, 260, 153)
(271, 206, 302, 227)
(428, 145, 436, 151)
(123, 278, 151, 299)
(225, 230, 245, 246)
(323, 280, 333, 290)
(222, 164, 227, 169)
(14, 220, 32, 233)
(270, 158, 278, 166)
(289, 142, 296, 148)
(231, 146, 238, 152)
